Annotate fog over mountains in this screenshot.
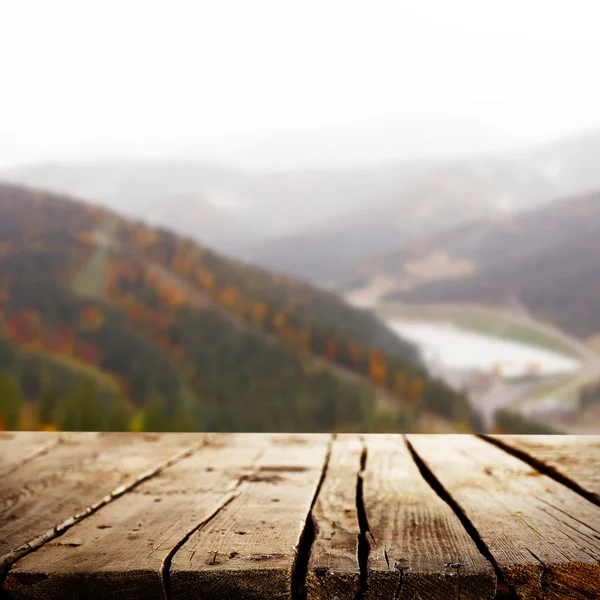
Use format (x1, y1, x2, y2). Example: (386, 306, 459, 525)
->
(3, 129, 600, 284)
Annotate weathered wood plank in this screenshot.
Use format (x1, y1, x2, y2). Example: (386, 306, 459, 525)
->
(305, 434, 362, 600)
(170, 434, 331, 600)
(408, 434, 600, 599)
(487, 434, 600, 502)
(0, 432, 204, 579)
(362, 435, 496, 599)
(0, 432, 64, 478)
(4, 433, 267, 600)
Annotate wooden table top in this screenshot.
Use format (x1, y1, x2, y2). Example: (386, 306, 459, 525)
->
(1, 432, 600, 599)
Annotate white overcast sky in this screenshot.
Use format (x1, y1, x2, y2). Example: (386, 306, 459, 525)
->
(1, 0, 600, 169)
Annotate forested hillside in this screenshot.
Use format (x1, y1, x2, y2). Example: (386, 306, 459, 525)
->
(0, 184, 475, 433)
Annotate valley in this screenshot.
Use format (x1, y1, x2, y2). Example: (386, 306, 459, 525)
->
(367, 301, 600, 433)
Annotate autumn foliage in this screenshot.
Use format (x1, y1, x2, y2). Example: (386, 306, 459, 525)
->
(0, 184, 476, 433)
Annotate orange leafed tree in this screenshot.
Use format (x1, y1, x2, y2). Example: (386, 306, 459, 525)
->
(325, 339, 337, 360)
(80, 306, 105, 330)
(38, 423, 59, 432)
(251, 302, 269, 327)
(298, 327, 311, 354)
(195, 266, 215, 290)
(395, 370, 406, 396)
(348, 344, 361, 366)
(408, 378, 425, 405)
(272, 312, 286, 330)
(77, 341, 102, 365)
(369, 350, 387, 385)
(219, 286, 239, 308)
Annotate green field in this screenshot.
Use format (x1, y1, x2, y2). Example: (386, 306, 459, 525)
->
(515, 375, 574, 408)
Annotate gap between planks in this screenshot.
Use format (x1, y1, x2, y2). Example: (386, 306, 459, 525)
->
(405, 436, 516, 600)
(290, 434, 334, 600)
(480, 434, 600, 508)
(306, 435, 504, 600)
(161, 444, 271, 600)
(4, 434, 332, 600)
(408, 434, 600, 598)
(4, 434, 597, 600)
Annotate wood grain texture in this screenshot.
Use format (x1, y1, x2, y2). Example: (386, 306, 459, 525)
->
(408, 434, 600, 599)
(362, 435, 496, 600)
(0, 432, 204, 579)
(487, 434, 600, 502)
(0, 431, 64, 478)
(3, 433, 600, 600)
(170, 434, 330, 600)
(4, 433, 266, 600)
(305, 434, 362, 600)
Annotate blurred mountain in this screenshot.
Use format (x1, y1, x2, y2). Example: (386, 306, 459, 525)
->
(0, 161, 261, 255)
(246, 155, 555, 283)
(518, 129, 600, 197)
(4, 129, 600, 286)
(380, 190, 600, 337)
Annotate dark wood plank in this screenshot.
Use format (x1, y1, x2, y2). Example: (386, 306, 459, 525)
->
(305, 434, 362, 600)
(488, 434, 600, 502)
(4, 433, 267, 600)
(408, 434, 600, 599)
(0, 432, 204, 580)
(362, 435, 496, 599)
(170, 434, 331, 600)
(0, 432, 64, 478)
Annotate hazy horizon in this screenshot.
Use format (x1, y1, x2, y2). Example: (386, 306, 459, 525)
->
(4, 124, 597, 175)
(3, 1, 600, 170)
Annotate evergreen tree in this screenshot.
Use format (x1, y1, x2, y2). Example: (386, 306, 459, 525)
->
(38, 385, 58, 425)
(0, 373, 23, 430)
(143, 397, 169, 432)
(55, 379, 103, 431)
(0, 338, 16, 370)
(55, 388, 81, 431)
(107, 393, 133, 431)
(78, 379, 103, 431)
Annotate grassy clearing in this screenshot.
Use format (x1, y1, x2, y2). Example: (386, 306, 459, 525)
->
(379, 304, 579, 359)
(72, 246, 110, 299)
(514, 375, 574, 408)
(71, 218, 118, 300)
(452, 316, 578, 359)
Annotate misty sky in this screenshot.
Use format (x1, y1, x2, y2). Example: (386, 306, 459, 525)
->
(2, 0, 600, 169)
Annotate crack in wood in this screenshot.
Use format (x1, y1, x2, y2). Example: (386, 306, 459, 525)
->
(0, 437, 210, 588)
(480, 435, 600, 508)
(161, 494, 239, 600)
(525, 549, 549, 591)
(403, 436, 517, 600)
(0, 435, 67, 479)
(290, 434, 334, 600)
(161, 446, 268, 600)
(354, 439, 374, 600)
